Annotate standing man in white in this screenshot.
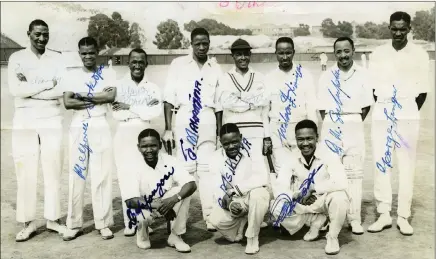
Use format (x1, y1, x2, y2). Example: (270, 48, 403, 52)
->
(162, 28, 222, 232)
(61, 37, 117, 241)
(8, 19, 66, 242)
(112, 48, 162, 236)
(317, 37, 373, 235)
(265, 37, 318, 174)
(320, 52, 328, 71)
(368, 11, 430, 236)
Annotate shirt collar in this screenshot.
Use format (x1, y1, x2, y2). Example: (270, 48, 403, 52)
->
(122, 72, 149, 85)
(230, 65, 254, 75)
(187, 53, 213, 67)
(294, 148, 323, 168)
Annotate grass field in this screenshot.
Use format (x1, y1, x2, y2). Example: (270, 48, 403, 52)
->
(1, 61, 434, 259)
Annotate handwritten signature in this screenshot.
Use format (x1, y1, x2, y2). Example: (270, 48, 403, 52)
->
(126, 165, 175, 229)
(72, 65, 104, 179)
(277, 64, 303, 143)
(269, 164, 324, 227)
(219, 1, 266, 9)
(180, 79, 203, 162)
(324, 69, 350, 156)
(376, 85, 405, 173)
(217, 138, 252, 208)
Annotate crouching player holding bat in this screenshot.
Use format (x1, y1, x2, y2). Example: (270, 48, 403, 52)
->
(269, 120, 349, 255)
(208, 123, 270, 255)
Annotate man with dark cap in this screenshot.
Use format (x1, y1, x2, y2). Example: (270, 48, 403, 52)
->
(215, 38, 271, 201)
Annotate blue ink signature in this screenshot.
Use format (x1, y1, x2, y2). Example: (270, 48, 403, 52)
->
(376, 85, 405, 173)
(269, 164, 323, 227)
(323, 69, 350, 157)
(216, 138, 252, 208)
(126, 165, 175, 229)
(72, 65, 104, 179)
(180, 79, 203, 162)
(277, 64, 303, 143)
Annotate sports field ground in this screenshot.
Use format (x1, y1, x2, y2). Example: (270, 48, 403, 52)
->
(1, 61, 434, 259)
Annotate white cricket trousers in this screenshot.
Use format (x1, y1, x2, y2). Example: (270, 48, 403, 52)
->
(67, 116, 114, 230)
(209, 187, 270, 241)
(270, 191, 349, 237)
(174, 106, 216, 221)
(137, 186, 191, 235)
(319, 114, 365, 224)
(371, 99, 420, 219)
(269, 120, 300, 175)
(114, 119, 151, 228)
(12, 110, 63, 223)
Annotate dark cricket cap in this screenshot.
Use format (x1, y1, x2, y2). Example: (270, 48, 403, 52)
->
(230, 39, 252, 51)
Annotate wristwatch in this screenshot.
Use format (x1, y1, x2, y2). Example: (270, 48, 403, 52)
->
(176, 194, 182, 201)
(249, 103, 254, 110)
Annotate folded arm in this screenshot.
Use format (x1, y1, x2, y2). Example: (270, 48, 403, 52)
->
(8, 61, 54, 98)
(88, 87, 117, 104)
(63, 91, 94, 110)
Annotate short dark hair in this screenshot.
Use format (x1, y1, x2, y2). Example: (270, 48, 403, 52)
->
(128, 48, 147, 60)
(138, 128, 161, 144)
(275, 37, 294, 50)
(390, 11, 411, 25)
(28, 19, 48, 32)
(191, 28, 210, 42)
(78, 37, 98, 50)
(333, 37, 354, 50)
(219, 123, 240, 138)
(295, 119, 318, 135)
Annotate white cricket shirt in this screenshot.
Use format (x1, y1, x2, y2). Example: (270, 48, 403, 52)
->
(266, 64, 318, 124)
(209, 147, 269, 199)
(8, 48, 65, 119)
(124, 153, 196, 200)
(370, 41, 430, 101)
(317, 63, 374, 113)
(163, 54, 222, 108)
(215, 66, 270, 138)
(60, 66, 116, 121)
(113, 73, 162, 122)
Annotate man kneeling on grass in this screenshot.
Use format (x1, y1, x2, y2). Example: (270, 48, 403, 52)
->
(208, 123, 270, 255)
(269, 119, 349, 255)
(124, 129, 197, 253)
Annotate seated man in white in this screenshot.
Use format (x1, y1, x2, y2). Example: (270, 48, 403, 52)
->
(270, 119, 349, 255)
(208, 123, 270, 255)
(124, 128, 197, 253)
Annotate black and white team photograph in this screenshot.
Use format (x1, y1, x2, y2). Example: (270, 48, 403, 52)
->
(0, 1, 435, 259)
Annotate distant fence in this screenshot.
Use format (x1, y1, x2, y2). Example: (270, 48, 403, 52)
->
(1, 48, 435, 66)
(97, 50, 435, 66)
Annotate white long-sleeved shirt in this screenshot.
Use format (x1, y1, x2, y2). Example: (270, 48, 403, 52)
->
(163, 54, 222, 109)
(8, 48, 65, 119)
(112, 73, 162, 122)
(215, 66, 270, 138)
(265, 64, 318, 126)
(317, 63, 374, 113)
(60, 66, 116, 120)
(369, 42, 430, 101)
(210, 147, 269, 202)
(124, 152, 195, 201)
(273, 149, 348, 206)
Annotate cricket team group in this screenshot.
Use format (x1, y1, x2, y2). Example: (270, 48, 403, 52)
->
(8, 11, 430, 256)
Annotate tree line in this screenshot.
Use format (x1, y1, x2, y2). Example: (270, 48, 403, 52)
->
(86, 7, 434, 50)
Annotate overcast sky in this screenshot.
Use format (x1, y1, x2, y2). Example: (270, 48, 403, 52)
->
(1, 1, 434, 50)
